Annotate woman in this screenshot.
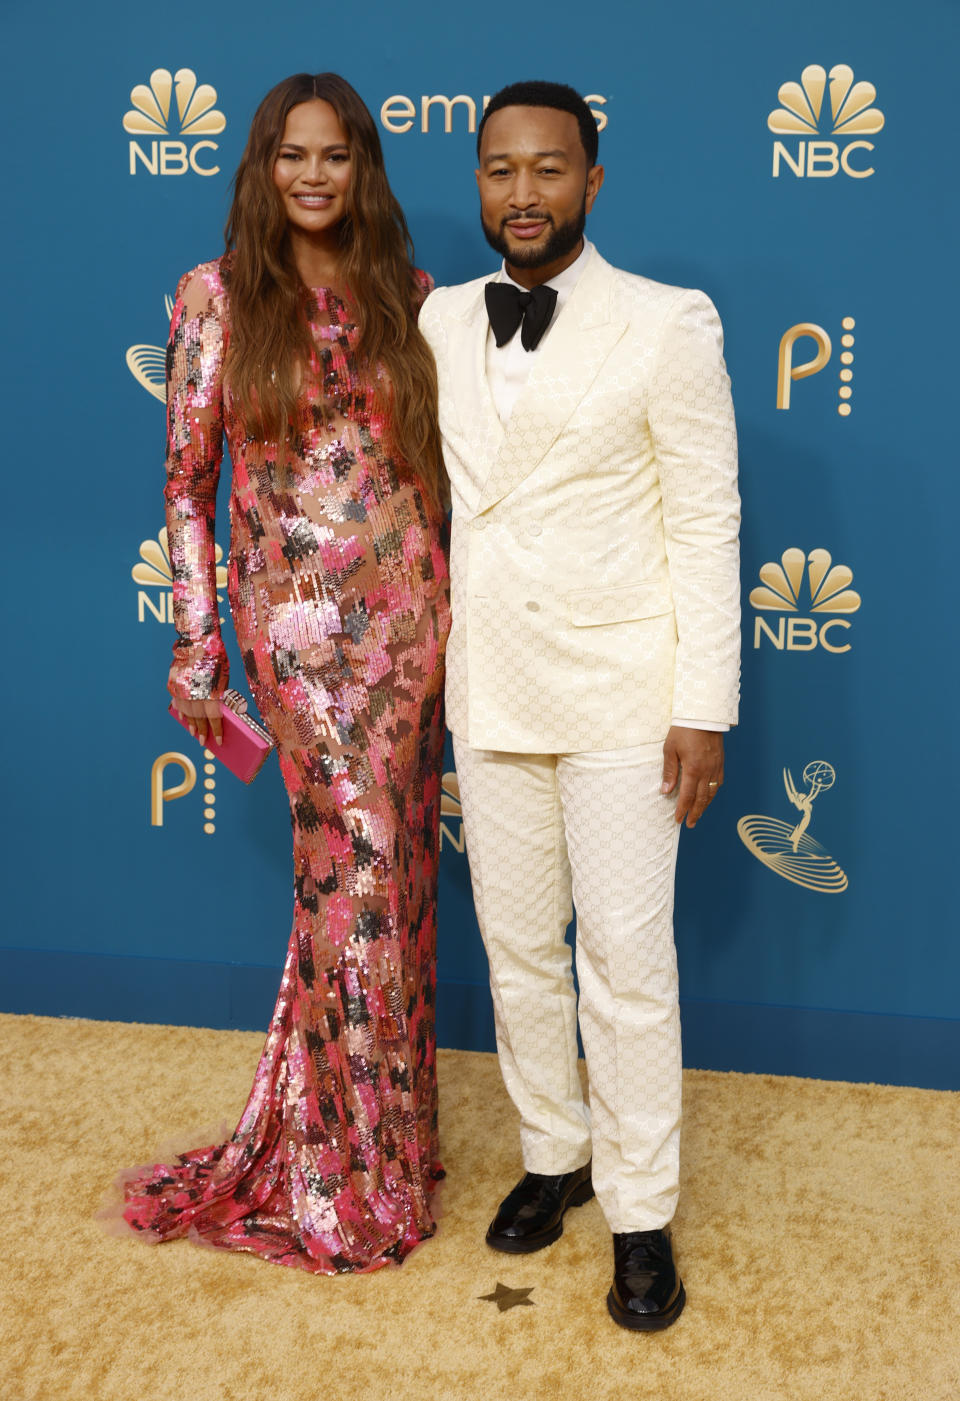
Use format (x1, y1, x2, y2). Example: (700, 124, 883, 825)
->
(120, 73, 450, 1273)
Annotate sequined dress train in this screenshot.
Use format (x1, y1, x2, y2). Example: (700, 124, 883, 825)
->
(121, 258, 451, 1273)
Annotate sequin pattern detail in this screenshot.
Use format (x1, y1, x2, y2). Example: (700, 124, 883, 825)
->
(122, 259, 451, 1274)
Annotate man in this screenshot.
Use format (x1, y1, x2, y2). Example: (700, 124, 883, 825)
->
(419, 81, 740, 1330)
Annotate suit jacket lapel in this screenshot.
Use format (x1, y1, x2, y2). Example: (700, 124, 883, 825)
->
(474, 251, 627, 515)
(447, 285, 505, 490)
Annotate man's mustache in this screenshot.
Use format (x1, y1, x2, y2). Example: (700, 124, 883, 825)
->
(501, 214, 554, 231)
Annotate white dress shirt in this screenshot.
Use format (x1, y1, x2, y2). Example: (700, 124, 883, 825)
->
(484, 239, 728, 735)
(486, 239, 593, 425)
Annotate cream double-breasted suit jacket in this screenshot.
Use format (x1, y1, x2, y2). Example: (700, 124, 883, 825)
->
(419, 247, 741, 754)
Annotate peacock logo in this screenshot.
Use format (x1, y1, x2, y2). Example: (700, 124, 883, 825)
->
(132, 527, 228, 625)
(751, 548, 861, 653)
(124, 68, 225, 176)
(768, 65, 884, 136)
(769, 65, 884, 178)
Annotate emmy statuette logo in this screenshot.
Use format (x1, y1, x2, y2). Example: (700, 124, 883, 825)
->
(769, 64, 884, 178)
(738, 761, 848, 893)
(440, 771, 464, 854)
(778, 318, 857, 416)
(151, 748, 218, 835)
(380, 91, 607, 135)
(124, 68, 225, 176)
(127, 295, 174, 402)
(132, 527, 228, 625)
(751, 548, 861, 653)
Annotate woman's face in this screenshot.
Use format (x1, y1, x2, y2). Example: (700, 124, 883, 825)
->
(273, 99, 352, 237)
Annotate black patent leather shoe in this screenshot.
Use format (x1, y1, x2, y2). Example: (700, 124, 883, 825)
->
(607, 1228, 686, 1330)
(485, 1161, 594, 1254)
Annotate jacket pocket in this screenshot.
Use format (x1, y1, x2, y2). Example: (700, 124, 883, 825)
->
(566, 579, 673, 627)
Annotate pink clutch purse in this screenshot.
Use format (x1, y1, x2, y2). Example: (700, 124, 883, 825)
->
(168, 688, 274, 784)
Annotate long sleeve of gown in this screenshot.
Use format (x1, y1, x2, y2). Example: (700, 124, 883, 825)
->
(163, 267, 229, 702)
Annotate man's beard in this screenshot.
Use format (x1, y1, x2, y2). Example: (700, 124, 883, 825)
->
(481, 197, 587, 269)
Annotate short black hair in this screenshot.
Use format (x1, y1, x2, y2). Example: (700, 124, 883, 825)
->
(477, 80, 599, 167)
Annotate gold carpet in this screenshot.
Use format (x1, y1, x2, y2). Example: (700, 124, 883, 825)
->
(1, 1013, 958, 1401)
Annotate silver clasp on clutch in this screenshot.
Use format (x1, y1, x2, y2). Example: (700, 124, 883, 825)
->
(222, 689, 249, 717)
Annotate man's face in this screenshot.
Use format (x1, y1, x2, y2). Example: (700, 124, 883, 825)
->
(476, 105, 603, 279)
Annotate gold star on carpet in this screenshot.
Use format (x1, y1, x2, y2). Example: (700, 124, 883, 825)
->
(478, 1282, 535, 1312)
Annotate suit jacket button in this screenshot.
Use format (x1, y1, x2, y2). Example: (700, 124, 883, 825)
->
(527, 522, 542, 537)
(525, 601, 541, 612)
(472, 518, 487, 531)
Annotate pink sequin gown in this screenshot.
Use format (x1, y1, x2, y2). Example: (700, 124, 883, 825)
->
(121, 258, 451, 1273)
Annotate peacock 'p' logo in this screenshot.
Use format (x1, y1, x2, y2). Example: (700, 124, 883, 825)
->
(769, 65, 884, 179)
(124, 69, 225, 176)
(751, 550, 861, 654)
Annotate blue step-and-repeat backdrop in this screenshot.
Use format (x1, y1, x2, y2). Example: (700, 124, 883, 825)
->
(3, 0, 957, 1088)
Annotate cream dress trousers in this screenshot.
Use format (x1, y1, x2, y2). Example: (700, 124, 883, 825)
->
(420, 245, 740, 1230)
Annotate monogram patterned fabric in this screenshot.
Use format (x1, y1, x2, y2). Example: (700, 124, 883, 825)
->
(121, 259, 451, 1274)
(453, 739, 683, 1232)
(420, 249, 741, 754)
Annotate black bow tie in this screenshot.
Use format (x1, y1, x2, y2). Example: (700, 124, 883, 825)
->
(485, 281, 559, 351)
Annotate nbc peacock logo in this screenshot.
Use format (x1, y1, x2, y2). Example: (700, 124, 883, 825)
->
(751, 548, 861, 653)
(132, 527, 228, 625)
(769, 65, 884, 178)
(127, 295, 174, 402)
(738, 761, 848, 894)
(124, 68, 225, 176)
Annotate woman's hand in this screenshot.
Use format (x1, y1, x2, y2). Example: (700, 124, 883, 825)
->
(171, 696, 223, 747)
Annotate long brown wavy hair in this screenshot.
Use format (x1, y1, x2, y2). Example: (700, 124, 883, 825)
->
(222, 73, 444, 505)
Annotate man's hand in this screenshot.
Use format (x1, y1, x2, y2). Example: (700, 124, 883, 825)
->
(661, 727, 724, 829)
